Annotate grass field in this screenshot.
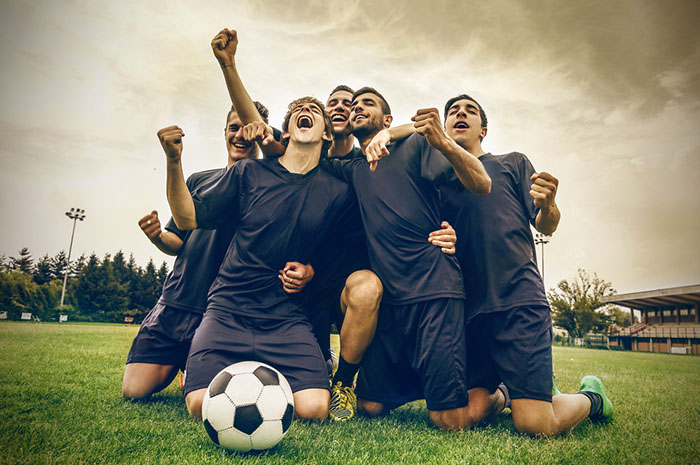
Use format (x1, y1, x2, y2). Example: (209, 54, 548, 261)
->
(0, 322, 699, 465)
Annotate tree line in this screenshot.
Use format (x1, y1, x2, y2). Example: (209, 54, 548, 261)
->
(0, 247, 169, 323)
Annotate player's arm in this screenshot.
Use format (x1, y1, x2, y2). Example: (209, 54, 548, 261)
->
(365, 123, 416, 171)
(212, 28, 286, 157)
(138, 210, 183, 256)
(242, 121, 286, 158)
(531, 171, 560, 235)
(413, 108, 491, 194)
(158, 125, 198, 230)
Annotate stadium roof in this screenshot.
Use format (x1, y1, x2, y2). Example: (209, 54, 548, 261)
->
(601, 284, 700, 310)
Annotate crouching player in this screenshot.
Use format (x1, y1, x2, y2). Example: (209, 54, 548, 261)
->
(122, 102, 271, 400)
(440, 94, 614, 435)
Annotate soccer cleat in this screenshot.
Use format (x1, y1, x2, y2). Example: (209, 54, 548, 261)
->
(580, 375, 614, 423)
(329, 381, 356, 421)
(180, 370, 186, 389)
(552, 374, 562, 397)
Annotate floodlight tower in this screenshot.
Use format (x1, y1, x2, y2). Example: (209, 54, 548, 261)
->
(534, 233, 551, 282)
(60, 208, 86, 307)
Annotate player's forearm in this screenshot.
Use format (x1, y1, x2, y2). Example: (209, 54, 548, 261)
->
(388, 123, 415, 142)
(439, 138, 491, 194)
(260, 139, 286, 158)
(535, 204, 560, 235)
(151, 231, 183, 256)
(165, 160, 198, 230)
(220, 63, 263, 125)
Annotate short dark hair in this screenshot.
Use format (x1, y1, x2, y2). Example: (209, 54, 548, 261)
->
(328, 85, 355, 100)
(281, 96, 333, 159)
(226, 100, 270, 125)
(443, 94, 487, 128)
(352, 87, 391, 115)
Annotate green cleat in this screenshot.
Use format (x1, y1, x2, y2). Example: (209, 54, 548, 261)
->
(580, 375, 614, 423)
(329, 381, 356, 421)
(552, 374, 562, 397)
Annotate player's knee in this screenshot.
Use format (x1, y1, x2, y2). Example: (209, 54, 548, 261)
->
(294, 398, 329, 422)
(185, 391, 204, 420)
(357, 398, 388, 417)
(344, 270, 383, 313)
(121, 372, 152, 401)
(429, 407, 476, 431)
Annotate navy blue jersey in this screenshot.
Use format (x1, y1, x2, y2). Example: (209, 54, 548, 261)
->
(307, 147, 369, 296)
(441, 152, 548, 318)
(159, 168, 234, 313)
(192, 157, 355, 320)
(323, 134, 465, 305)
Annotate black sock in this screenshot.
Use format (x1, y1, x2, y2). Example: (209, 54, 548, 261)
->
(332, 357, 360, 387)
(578, 391, 602, 418)
(497, 383, 511, 410)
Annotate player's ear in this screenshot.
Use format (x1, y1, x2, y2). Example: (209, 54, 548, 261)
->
(282, 131, 290, 141)
(322, 131, 333, 142)
(480, 126, 487, 141)
(383, 114, 393, 129)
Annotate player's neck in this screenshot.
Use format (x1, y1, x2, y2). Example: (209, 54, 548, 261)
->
(457, 140, 486, 158)
(280, 142, 321, 174)
(358, 131, 379, 154)
(328, 134, 354, 158)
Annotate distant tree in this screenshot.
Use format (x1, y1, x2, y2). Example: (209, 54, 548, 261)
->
(548, 268, 616, 338)
(33, 254, 55, 285)
(157, 261, 170, 289)
(72, 253, 87, 276)
(51, 250, 69, 279)
(607, 306, 634, 327)
(11, 248, 33, 273)
(131, 258, 160, 313)
(0, 254, 10, 273)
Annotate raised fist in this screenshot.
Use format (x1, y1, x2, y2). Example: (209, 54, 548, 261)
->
(156, 125, 185, 161)
(211, 28, 238, 67)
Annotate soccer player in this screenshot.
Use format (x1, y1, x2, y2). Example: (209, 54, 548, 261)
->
(162, 75, 360, 420)
(323, 87, 493, 431)
(440, 94, 613, 436)
(122, 102, 272, 400)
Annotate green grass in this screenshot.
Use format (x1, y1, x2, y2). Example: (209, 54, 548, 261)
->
(0, 322, 699, 465)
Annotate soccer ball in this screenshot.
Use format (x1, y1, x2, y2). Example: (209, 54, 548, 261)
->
(201, 361, 294, 452)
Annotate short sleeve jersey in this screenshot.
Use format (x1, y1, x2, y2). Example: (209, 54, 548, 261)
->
(192, 157, 355, 320)
(441, 152, 548, 318)
(323, 134, 465, 305)
(158, 168, 235, 313)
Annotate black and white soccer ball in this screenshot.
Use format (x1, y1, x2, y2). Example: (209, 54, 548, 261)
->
(201, 361, 294, 452)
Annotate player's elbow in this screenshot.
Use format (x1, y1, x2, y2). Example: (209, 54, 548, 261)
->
(472, 176, 491, 195)
(173, 216, 197, 231)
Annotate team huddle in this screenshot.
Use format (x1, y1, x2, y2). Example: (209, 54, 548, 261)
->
(122, 28, 613, 436)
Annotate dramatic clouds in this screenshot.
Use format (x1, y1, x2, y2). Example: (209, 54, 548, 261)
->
(1, 0, 698, 293)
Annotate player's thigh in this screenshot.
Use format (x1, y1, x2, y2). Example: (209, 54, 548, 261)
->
(340, 269, 382, 315)
(122, 362, 177, 394)
(491, 306, 553, 402)
(510, 397, 556, 435)
(412, 299, 469, 412)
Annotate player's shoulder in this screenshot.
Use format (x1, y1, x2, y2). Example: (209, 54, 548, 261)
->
(187, 167, 227, 189)
(490, 151, 531, 167)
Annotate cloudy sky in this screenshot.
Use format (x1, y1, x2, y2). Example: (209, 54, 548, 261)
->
(1, 0, 698, 295)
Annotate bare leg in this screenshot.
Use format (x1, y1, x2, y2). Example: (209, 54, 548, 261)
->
(357, 398, 390, 417)
(338, 270, 382, 364)
(122, 363, 179, 400)
(293, 388, 330, 421)
(511, 394, 591, 437)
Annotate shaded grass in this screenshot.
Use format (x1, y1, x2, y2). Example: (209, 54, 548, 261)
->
(0, 322, 699, 464)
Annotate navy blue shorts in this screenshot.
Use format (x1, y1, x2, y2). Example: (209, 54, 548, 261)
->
(355, 298, 469, 411)
(466, 305, 553, 402)
(126, 302, 202, 370)
(184, 308, 329, 396)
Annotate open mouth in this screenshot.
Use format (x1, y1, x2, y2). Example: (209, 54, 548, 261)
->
(331, 114, 347, 122)
(353, 114, 367, 123)
(297, 115, 313, 129)
(453, 121, 469, 129)
(230, 138, 251, 149)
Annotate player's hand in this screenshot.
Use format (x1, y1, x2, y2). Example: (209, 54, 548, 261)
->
(530, 171, 559, 210)
(428, 221, 457, 255)
(211, 28, 238, 68)
(157, 125, 184, 162)
(242, 121, 276, 146)
(138, 210, 163, 243)
(278, 262, 314, 294)
(412, 108, 450, 152)
(365, 128, 391, 172)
